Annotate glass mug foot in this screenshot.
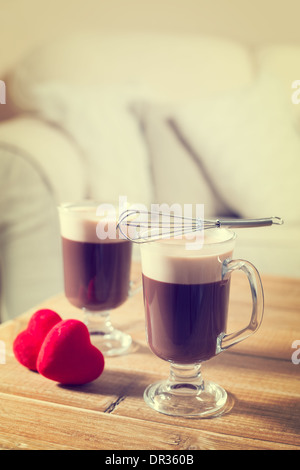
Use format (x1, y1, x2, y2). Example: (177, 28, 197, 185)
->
(84, 310, 132, 356)
(143, 363, 227, 418)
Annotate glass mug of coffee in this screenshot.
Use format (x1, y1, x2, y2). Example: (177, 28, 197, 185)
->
(58, 200, 137, 356)
(140, 228, 264, 417)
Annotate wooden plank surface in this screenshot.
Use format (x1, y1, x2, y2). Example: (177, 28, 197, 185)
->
(0, 271, 299, 450)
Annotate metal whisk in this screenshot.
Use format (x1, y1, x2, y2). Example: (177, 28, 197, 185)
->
(117, 209, 283, 243)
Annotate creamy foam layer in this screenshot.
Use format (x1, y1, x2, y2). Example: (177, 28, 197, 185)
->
(59, 208, 125, 244)
(140, 229, 235, 284)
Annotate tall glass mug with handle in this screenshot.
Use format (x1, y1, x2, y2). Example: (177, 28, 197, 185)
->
(140, 228, 264, 417)
(58, 200, 138, 357)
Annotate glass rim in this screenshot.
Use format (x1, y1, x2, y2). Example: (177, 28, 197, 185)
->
(57, 199, 125, 214)
(58, 200, 102, 211)
(142, 229, 237, 249)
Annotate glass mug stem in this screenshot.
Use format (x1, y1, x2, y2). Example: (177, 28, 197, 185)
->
(216, 258, 264, 353)
(82, 278, 141, 356)
(144, 362, 228, 418)
(169, 363, 204, 392)
(83, 310, 114, 336)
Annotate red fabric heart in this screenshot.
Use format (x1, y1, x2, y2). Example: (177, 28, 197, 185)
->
(37, 319, 105, 385)
(13, 309, 62, 371)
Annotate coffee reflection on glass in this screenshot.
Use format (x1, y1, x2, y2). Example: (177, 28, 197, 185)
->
(140, 229, 264, 418)
(58, 201, 133, 356)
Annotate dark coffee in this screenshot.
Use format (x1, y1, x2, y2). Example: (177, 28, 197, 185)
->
(62, 237, 132, 311)
(142, 274, 230, 363)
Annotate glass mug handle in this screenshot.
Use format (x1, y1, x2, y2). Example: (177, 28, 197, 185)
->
(216, 258, 264, 354)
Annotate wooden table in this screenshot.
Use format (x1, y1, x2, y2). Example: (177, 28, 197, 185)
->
(0, 269, 299, 451)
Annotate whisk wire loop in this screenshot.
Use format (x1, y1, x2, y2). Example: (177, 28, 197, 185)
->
(117, 209, 283, 243)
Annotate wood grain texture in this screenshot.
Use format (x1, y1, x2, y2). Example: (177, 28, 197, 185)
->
(0, 270, 299, 450)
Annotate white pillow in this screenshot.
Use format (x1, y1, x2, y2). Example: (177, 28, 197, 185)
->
(133, 102, 231, 217)
(6, 32, 254, 208)
(8, 32, 254, 104)
(257, 44, 300, 121)
(21, 82, 154, 206)
(171, 73, 300, 223)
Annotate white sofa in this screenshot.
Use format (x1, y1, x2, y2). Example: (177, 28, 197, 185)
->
(1, 32, 300, 322)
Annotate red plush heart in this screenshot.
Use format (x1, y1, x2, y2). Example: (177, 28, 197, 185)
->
(36, 319, 105, 385)
(13, 309, 62, 371)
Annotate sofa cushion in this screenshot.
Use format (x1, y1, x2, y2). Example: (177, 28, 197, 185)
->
(6, 33, 254, 207)
(233, 222, 300, 278)
(132, 102, 232, 217)
(257, 44, 300, 121)
(12, 83, 154, 206)
(170, 72, 300, 224)
(8, 32, 254, 104)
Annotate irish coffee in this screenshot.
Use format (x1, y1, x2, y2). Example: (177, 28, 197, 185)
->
(59, 206, 132, 311)
(140, 228, 265, 418)
(62, 237, 132, 311)
(58, 201, 136, 357)
(140, 232, 234, 364)
(143, 275, 230, 363)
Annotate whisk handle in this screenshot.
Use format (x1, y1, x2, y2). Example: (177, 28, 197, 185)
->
(217, 217, 283, 229)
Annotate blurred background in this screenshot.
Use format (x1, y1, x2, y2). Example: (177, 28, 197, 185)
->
(0, 0, 300, 321)
(1, 0, 300, 73)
